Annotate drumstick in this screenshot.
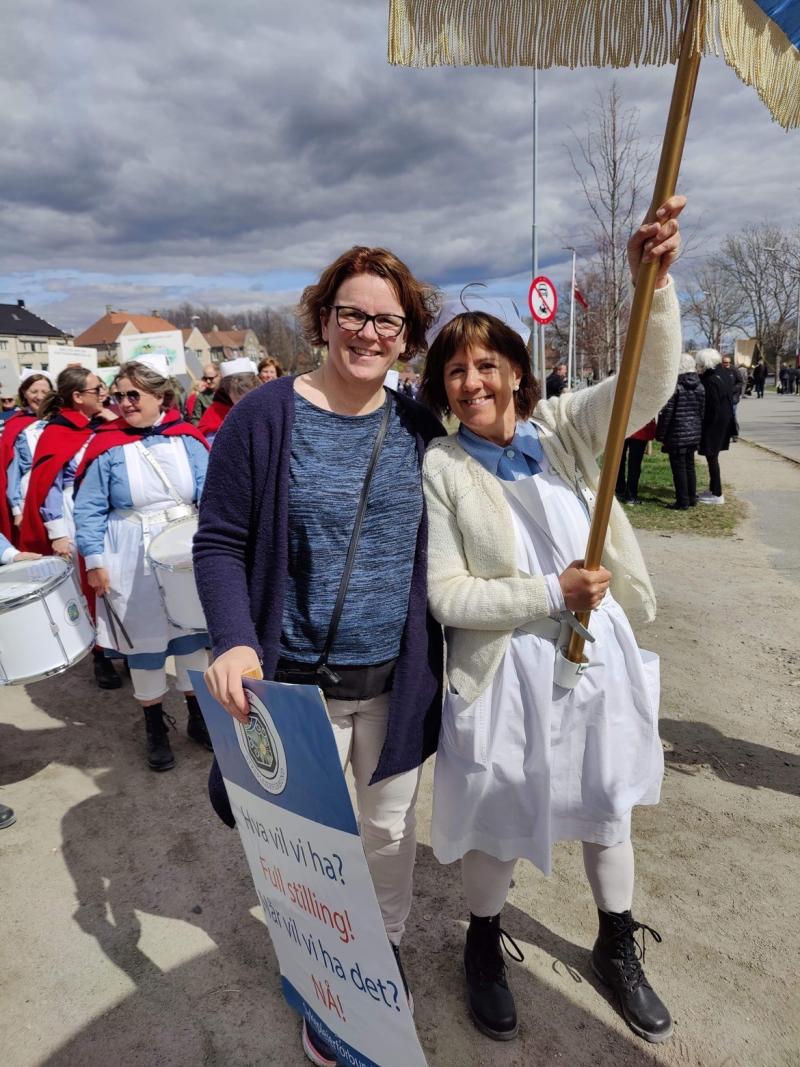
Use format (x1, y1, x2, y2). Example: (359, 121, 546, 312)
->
(242, 666, 263, 681)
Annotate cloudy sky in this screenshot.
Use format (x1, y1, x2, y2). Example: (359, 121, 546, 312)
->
(1, 0, 798, 333)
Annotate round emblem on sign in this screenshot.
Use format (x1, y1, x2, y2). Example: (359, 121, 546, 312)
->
(236, 692, 287, 795)
(64, 600, 81, 625)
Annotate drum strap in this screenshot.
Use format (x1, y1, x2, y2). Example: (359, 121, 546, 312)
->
(135, 442, 186, 507)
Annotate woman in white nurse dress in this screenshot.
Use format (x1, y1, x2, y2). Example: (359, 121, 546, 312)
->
(420, 198, 686, 1047)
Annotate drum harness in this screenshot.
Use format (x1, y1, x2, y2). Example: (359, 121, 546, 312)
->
(115, 443, 196, 573)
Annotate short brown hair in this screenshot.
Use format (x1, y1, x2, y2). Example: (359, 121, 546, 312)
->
(298, 246, 440, 361)
(420, 313, 540, 420)
(257, 356, 283, 377)
(18, 373, 53, 408)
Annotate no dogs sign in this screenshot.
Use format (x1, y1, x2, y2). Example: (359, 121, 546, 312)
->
(528, 276, 558, 325)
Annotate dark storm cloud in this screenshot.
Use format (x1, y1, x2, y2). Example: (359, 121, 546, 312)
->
(1, 0, 798, 329)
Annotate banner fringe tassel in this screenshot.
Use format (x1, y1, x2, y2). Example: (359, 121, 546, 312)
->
(388, 0, 800, 129)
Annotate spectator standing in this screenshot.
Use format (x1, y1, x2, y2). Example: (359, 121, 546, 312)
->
(696, 348, 734, 505)
(616, 421, 656, 505)
(752, 360, 767, 399)
(656, 353, 705, 509)
(545, 362, 568, 398)
(187, 363, 221, 425)
(778, 363, 790, 394)
(720, 355, 743, 439)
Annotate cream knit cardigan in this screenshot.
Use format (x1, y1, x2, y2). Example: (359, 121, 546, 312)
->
(422, 279, 681, 705)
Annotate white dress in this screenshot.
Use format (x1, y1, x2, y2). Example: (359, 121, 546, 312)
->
(96, 439, 199, 656)
(431, 456, 663, 875)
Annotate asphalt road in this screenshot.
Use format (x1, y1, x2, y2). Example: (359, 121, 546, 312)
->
(736, 391, 800, 463)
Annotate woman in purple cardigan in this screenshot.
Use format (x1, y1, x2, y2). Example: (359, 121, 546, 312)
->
(193, 246, 444, 1066)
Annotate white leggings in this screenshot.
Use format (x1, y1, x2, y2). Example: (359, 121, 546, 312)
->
(462, 839, 636, 918)
(129, 648, 210, 703)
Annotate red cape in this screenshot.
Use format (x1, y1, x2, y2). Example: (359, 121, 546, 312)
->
(73, 409, 209, 493)
(0, 411, 37, 543)
(19, 409, 95, 554)
(197, 398, 231, 439)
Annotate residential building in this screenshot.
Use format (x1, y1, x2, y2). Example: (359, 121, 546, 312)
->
(74, 308, 178, 364)
(203, 327, 261, 363)
(0, 300, 72, 371)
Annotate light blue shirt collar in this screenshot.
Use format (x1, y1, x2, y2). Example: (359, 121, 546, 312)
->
(458, 420, 545, 481)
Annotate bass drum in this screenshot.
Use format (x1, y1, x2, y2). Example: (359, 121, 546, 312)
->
(147, 516, 207, 632)
(0, 557, 95, 685)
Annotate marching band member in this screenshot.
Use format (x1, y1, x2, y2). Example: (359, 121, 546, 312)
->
(73, 355, 211, 771)
(419, 198, 685, 1045)
(0, 373, 52, 543)
(19, 366, 123, 689)
(197, 358, 259, 445)
(194, 247, 444, 1067)
(0, 531, 42, 831)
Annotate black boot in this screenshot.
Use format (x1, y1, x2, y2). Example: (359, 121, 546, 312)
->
(143, 704, 175, 771)
(464, 914, 523, 1041)
(591, 909, 673, 1043)
(93, 648, 122, 690)
(185, 694, 213, 751)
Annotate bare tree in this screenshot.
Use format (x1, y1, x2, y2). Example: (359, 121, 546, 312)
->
(159, 302, 313, 370)
(682, 262, 748, 351)
(567, 82, 653, 373)
(716, 224, 800, 378)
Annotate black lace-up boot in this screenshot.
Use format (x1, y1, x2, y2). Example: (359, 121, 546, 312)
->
(464, 914, 523, 1040)
(185, 694, 213, 751)
(591, 909, 673, 1043)
(143, 704, 176, 771)
(93, 648, 121, 689)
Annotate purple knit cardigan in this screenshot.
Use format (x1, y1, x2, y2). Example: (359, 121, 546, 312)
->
(194, 376, 444, 819)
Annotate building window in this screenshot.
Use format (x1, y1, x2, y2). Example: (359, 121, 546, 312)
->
(0, 340, 7, 351)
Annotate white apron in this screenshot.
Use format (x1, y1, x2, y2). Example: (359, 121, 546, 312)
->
(431, 458, 663, 875)
(19, 421, 46, 507)
(61, 440, 90, 543)
(95, 439, 198, 656)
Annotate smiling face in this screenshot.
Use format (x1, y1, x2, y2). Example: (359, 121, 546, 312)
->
(72, 372, 107, 417)
(259, 363, 277, 382)
(321, 273, 407, 391)
(23, 379, 51, 415)
(115, 376, 163, 428)
(444, 345, 521, 446)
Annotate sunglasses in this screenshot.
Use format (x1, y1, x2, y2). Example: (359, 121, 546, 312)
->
(78, 386, 108, 396)
(111, 389, 142, 405)
(201, 375, 218, 383)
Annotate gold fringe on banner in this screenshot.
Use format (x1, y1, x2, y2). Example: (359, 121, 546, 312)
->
(388, 0, 799, 128)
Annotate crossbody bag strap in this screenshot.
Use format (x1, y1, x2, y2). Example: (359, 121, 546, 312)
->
(135, 440, 185, 506)
(317, 394, 392, 685)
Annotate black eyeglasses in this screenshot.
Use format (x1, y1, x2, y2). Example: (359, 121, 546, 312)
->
(78, 386, 107, 396)
(326, 305, 406, 339)
(112, 389, 142, 405)
(201, 375, 218, 383)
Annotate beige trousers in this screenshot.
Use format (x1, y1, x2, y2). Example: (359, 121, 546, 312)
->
(326, 692, 421, 945)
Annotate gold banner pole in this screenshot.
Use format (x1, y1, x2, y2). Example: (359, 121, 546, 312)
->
(565, 0, 702, 665)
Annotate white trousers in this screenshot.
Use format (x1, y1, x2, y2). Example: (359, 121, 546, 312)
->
(462, 839, 636, 918)
(326, 693, 421, 946)
(129, 648, 210, 702)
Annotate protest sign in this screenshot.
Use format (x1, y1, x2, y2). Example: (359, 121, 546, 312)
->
(47, 345, 98, 377)
(191, 674, 427, 1067)
(0, 358, 20, 397)
(119, 330, 186, 375)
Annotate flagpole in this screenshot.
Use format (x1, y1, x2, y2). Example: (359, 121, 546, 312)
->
(564, 246, 576, 388)
(532, 66, 541, 381)
(565, 0, 702, 666)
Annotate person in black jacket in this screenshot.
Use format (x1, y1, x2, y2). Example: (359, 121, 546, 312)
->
(752, 360, 767, 399)
(656, 353, 705, 509)
(695, 348, 735, 504)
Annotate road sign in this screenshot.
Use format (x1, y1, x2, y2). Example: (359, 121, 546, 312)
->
(528, 276, 557, 326)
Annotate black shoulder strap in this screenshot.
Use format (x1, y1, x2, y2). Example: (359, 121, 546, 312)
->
(317, 394, 392, 683)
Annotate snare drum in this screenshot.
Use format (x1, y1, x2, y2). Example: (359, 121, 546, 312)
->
(0, 558, 95, 685)
(146, 517, 207, 632)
